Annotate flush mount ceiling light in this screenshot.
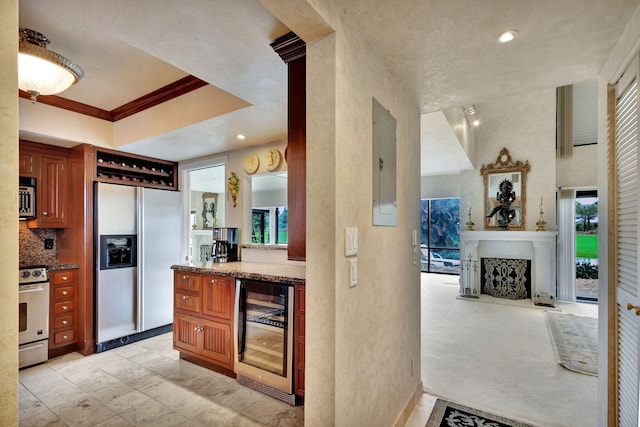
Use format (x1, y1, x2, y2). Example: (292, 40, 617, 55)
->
(498, 30, 518, 43)
(237, 134, 246, 140)
(18, 28, 84, 102)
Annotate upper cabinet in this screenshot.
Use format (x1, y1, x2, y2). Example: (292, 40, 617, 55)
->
(21, 140, 68, 229)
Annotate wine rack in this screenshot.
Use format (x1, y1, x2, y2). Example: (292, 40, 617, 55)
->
(94, 148, 177, 190)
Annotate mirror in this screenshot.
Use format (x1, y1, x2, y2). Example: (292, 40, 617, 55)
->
(481, 148, 530, 230)
(251, 172, 288, 245)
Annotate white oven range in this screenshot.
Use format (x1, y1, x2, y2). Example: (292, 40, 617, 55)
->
(19, 266, 50, 368)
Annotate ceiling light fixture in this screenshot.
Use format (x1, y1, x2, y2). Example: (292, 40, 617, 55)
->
(18, 28, 84, 102)
(498, 30, 518, 43)
(463, 105, 480, 127)
(237, 134, 246, 140)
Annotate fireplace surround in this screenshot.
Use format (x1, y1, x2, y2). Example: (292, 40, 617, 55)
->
(459, 230, 557, 300)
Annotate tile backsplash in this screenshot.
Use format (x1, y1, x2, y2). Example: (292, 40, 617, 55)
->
(19, 221, 57, 267)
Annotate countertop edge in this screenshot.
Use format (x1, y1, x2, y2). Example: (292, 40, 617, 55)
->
(172, 263, 305, 286)
(48, 263, 80, 271)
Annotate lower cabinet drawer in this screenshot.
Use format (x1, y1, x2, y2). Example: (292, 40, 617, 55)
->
(54, 315, 74, 329)
(54, 300, 74, 314)
(54, 286, 74, 299)
(175, 292, 201, 313)
(54, 329, 75, 345)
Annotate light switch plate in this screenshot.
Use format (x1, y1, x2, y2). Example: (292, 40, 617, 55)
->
(345, 227, 358, 256)
(349, 258, 358, 288)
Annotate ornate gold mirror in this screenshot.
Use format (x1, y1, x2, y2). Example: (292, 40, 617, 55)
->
(481, 148, 530, 230)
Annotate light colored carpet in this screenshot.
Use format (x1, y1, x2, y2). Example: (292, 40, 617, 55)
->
(544, 311, 598, 376)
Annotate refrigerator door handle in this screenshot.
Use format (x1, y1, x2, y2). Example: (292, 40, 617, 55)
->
(136, 186, 143, 333)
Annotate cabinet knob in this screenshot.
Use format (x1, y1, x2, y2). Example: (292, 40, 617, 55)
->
(62, 291, 68, 296)
(62, 276, 68, 281)
(194, 326, 204, 332)
(182, 295, 188, 300)
(62, 305, 68, 310)
(62, 320, 68, 325)
(183, 275, 188, 280)
(43, 211, 48, 216)
(211, 279, 217, 284)
(62, 335, 68, 340)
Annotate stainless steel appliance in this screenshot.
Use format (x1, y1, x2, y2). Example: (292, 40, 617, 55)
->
(19, 177, 36, 219)
(212, 227, 239, 263)
(95, 182, 181, 352)
(234, 279, 295, 404)
(19, 266, 49, 368)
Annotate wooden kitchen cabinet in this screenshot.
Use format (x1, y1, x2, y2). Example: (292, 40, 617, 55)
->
(173, 271, 235, 374)
(49, 269, 78, 357)
(36, 154, 68, 228)
(20, 140, 69, 229)
(294, 284, 305, 398)
(19, 150, 38, 177)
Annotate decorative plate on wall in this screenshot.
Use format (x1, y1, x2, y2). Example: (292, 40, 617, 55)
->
(243, 152, 260, 174)
(265, 149, 282, 171)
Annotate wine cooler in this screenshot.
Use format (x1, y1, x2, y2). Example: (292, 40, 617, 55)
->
(234, 279, 295, 404)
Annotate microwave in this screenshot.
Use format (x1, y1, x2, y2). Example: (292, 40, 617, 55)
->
(19, 177, 36, 219)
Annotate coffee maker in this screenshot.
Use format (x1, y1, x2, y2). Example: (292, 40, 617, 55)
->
(211, 227, 239, 262)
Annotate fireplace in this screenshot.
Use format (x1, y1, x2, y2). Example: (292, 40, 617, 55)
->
(481, 257, 532, 299)
(460, 230, 557, 299)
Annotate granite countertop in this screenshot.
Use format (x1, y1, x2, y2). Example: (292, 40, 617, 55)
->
(48, 263, 80, 271)
(172, 261, 305, 285)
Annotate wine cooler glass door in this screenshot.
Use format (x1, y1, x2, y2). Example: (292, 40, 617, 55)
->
(236, 279, 294, 393)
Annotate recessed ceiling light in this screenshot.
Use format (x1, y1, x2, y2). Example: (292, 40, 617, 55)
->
(237, 134, 246, 140)
(498, 30, 518, 43)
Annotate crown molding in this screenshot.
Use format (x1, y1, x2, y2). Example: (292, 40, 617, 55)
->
(19, 74, 208, 122)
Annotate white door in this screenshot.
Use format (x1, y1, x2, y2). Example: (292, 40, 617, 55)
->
(612, 54, 640, 426)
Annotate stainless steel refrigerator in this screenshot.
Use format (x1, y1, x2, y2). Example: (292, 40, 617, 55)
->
(95, 182, 181, 352)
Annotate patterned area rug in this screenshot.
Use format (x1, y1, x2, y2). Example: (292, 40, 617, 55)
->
(544, 311, 598, 376)
(426, 399, 535, 427)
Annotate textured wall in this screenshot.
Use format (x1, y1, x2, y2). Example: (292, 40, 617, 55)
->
(461, 89, 558, 231)
(0, 0, 19, 423)
(301, 3, 423, 426)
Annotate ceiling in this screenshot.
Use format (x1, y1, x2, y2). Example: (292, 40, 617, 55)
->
(18, 0, 640, 174)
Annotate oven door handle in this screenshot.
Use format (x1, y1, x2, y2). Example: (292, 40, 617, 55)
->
(19, 286, 47, 294)
(18, 342, 46, 352)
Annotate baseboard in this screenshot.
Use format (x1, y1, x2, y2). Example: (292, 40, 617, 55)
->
(392, 381, 424, 427)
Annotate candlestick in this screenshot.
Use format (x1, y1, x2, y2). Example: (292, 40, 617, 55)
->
(465, 204, 474, 231)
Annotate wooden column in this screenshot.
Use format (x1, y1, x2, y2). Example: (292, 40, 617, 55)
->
(271, 32, 306, 261)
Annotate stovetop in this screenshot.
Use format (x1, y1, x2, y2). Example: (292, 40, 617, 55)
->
(19, 265, 48, 285)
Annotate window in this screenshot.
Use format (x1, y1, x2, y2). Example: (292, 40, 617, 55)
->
(575, 189, 598, 302)
(420, 198, 461, 274)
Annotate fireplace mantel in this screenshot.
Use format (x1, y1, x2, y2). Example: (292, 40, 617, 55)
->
(460, 230, 557, 298)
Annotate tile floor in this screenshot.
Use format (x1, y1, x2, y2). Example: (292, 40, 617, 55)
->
(19, 333, 303, 426)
